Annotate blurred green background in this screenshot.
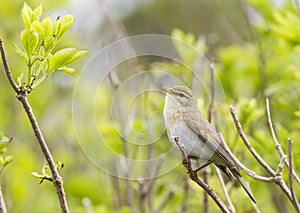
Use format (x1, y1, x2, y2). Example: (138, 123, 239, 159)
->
(0, 0, 300, 212)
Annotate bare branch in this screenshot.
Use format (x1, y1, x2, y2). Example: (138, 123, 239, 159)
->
(230, 106, 275, 176)
(288, 138, 300, 212)
(218, 133, 275, 182)
(214, 166, 236, 213)
(173, 136, 230, 213)
(208, 62, 215, 123)
(266, 98, 300, 186)
(230, 104, 300, 212)
(153, 186, 175, 213)
(0, 38, 19, 92)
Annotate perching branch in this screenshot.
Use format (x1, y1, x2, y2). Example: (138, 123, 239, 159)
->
(230, 105, 300, 212)
(0, 38, 70, 213)
(173, 136, 230, 213)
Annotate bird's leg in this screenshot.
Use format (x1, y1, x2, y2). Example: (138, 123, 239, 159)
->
(193, 162, 211, 173)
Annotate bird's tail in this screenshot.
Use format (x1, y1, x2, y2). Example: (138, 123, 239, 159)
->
(234, 170, 256, 203)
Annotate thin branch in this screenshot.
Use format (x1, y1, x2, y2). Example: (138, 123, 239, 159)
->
(214, 165, 236, 213)
(20, 97, 69, 213)
(288, 138, 300, 213)
(266, 98, 300, 186)
(0, 187, 7, 213)
(153, 186, 175, 213)
(173, 136, 230, 213)
(230, 106, 275, 175)
(181, 176, 190, 213)
(218, 133, 277, 182)
(0, 38, 69, 213)
(203, 61, 216, 213)
(208, 62, 215, 123)
(230, 105, 300, 211)
(0, 38, 19, 92)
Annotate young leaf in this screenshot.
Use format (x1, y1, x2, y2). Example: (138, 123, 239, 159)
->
(32, 20, 45, 43)
(57, 15, 75, 39)
(32, 4, 42, 21)
(58, 66, 75, 74)
(53, 18, 62, 39)
(20, 29, 39, 56)
(48, 48, 77, 72)
(41, 16, 54, 51)
(21, 2, 33, 29)
(12, 43, 28, 63)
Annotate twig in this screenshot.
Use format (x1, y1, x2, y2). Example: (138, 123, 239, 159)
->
(181, 176, 190, 213)
(230, 105, 300, 211)
(214, 165, 236, 213)
(288, 138, 300, 213)
(0, 38, 19, 92)
(0, 187, 7, 213)
(0, 38, 69, 213)
(266, 98, 300, 186)
(208, 62, 215, 123)
(218, 133, 277, 182)
(153, 186, 175, 213)
(173, 136, 230, 213)
(202, 60, 216, 213)
(230, 106, 275, 175)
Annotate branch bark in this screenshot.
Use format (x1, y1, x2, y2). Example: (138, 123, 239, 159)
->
(0, 38, 69, 213)
(230, 105, 300, 212)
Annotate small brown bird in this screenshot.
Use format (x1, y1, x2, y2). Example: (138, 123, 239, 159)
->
(163, 85, 256, 203)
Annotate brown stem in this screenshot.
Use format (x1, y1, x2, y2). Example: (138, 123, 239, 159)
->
(230, 105, 300, 211)
(288, 138, 300, 213)
(266, 98, 300, 186)
(0, 38, 69, 213)
(230, 106, 275, 175)
(214, 165, 236, 213)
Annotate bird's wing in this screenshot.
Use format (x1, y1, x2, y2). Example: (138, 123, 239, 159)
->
(183, 109, 235, 167)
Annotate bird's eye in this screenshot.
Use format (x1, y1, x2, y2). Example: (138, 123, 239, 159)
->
(179, 93, 184, 97)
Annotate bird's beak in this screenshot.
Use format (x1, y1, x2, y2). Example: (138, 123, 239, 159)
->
(162, 86, 172, 94)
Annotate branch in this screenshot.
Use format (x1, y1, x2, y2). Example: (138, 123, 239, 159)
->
(214, 165, 236, 213)
(288, 138, 300, 212)
(218, 133, 277, 182)
(173, 136, 230, 213)
(230, 105, 300, 212)
(266, 98, 300, 186)
(230, 106, 275, 175)
(0, 38, 69, 213)
(0, 38, 19, 92)
(0, 187, 7, 213)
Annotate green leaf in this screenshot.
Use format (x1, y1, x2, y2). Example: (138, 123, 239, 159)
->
(21, 2, 33, 28)
(20, 29, 39, 56)
(58, 15, 75, 38)
(53, 18, 62, 39)
(32, 20, 44, 43)
(41, 16, 54, 51)
(48, 48, 78, 72)
(58, 66, 75, 74)
(12, 43, 28, 63)
(53, 15, 75, 40)
(32, 4, 42, 21)
(71, 50, 88, 62)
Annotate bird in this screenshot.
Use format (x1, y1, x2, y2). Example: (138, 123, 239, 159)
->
(163, 85, 256, 203)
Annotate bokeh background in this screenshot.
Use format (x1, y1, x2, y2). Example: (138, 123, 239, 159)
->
(0, 0, 300, 212)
